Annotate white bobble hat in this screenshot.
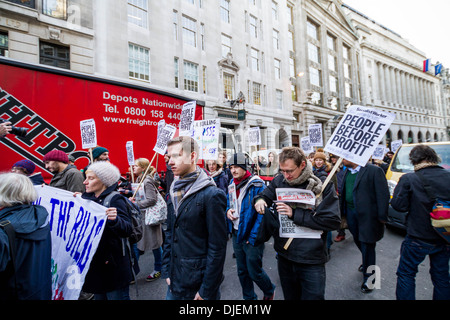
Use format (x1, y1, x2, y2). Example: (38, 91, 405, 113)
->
(87, 161, 120, 188)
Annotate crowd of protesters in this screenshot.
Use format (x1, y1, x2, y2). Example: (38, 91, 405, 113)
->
(0, 134, 449, 300)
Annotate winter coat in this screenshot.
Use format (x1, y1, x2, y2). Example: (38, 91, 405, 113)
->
(254, 172, 341, 265)
(50, 164, 85, 193)
(339, 164, 389, 243)
(29, 172, 45, 185)
(162, 169, 227, 300)
(136, 175, 163, 252)
(211, 170, 229, 194)
(81, 184, 133, 293)
(0, 205, 51, 300)
(391, 165, 450, 244)
(226, 175, 266, 245)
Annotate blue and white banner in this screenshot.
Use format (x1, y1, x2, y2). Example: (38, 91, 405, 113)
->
(34, 185, 106, 300)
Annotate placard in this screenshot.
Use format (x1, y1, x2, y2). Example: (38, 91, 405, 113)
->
(192, 119, 220, 160)
(391, 139, 403, 153)
(80, 119, 97, 149)
(248, 127, 261, 147)
(300, 136, 314, 154)
(153, 124, 177, 155)
(372, 144, 386, 160)
(179, 101, 196, 136)
(126, 141, 135, 166)
(308, 123, 323, 147)
(324, 105, 395, 167)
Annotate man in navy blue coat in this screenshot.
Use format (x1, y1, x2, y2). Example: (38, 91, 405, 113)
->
(162, 136, 227, 300)
(339, 159, 389, 293)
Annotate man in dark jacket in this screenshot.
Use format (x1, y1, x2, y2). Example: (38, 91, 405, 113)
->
(162, 136, 227, 300)
(339, 159, 389, 293)
(226, 153, 275, 300)
(391, 144, 450, 300)
(0, 173, 52, 300)
(254, 147, 340, 300)
(44, 149, 85, 193)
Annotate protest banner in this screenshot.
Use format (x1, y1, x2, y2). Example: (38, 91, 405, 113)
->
(179, 101, 196, 136)
(153, 124, 177, 155)
(391, 139, 403, 153)
(80, 119, 97, 162)
(157, 120, 166, 140)
(34, 185, 107, 300)
(308, 123, 323, 147)
(275, 188, 322, 239)
(126, 141, 135, 183)
(324, 105, 395, 167)
(300, 136, 314, 154)
(372, 144, 386, 160)
(192, 119, 220, 160)
(248, 127, 261, 147)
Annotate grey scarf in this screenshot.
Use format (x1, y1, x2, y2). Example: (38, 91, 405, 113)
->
(284, 161, 323, 206)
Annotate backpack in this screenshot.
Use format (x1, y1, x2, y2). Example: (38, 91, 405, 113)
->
(103, 191, 143, 244)
(416, 171, 450, 244)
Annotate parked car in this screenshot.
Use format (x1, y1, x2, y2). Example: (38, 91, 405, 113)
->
(385, 141, 450, 229)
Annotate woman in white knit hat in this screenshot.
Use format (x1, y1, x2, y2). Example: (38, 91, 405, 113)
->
(80, 161, 134, 300)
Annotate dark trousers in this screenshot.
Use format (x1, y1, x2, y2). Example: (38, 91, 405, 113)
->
(346, 206, 376, 282)
(396, 236, 450, 300)
(277, 255, 325, 300)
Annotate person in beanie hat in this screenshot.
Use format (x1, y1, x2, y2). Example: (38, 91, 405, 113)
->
(92, 147, 110, 162)
(11, 159, 45, 185)
(80, 161, 133, 300)
(226, 153, 276, 300)
(44, 149, 85, 193)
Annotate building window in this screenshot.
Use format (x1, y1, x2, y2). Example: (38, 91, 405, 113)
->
(128, 0, 148, 28)
(182, 15, 197, 47)
(5, 0, 35, 8)
(223, 73, 234, 99)
(173, 11, 178, 40)
(308, 42, 320, 64)
(40, 41, 70, 69)
(253, 82, 261, 105)
(0, 32, 8, 57)
(184, 61, 199, 92)
(221, 34, 232, 58)
(288, 30, 294, 52)
(289, 57, 295, 78)
(272, 1, 278, 21)
(220, 0, 230, 23)
(174, 57, 179, 88)
(309, 66, 322, 87)
(274, 59, 281, 79)
(43, 0, 67, 20)
(291, 84, 297, 102)
(329, 75, 338, 93)
(307, 19, 319, 40)
(200, 23, 205, 50)
(202, 66, 207, 94)
(345, 82, 353, 98)
(276, 89, 283, 109)
(327, 33, 336, 51)
(129, 43, 150, 81)
(251, 48, 259, 72)
(249, 15, 258, 38)
(287, 4, 293, 25)
(272, 29, 279, 50)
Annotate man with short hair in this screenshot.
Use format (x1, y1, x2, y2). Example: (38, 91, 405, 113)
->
(227, 153, 275, 300)
(43, 149, 85, 193)
(339, 158, 389, 293)
(254, 147, 340, 300)
(162, 136, 227, 300)
(391, 144, 450, 300)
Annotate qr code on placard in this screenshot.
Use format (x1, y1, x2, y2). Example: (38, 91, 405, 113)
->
(309, 129, 321, 144)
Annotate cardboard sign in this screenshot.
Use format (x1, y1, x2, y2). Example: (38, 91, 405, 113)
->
(80, 119, 97, 149)
(391, 139, 403, 153)
(126, 141, 135, 166)
(300, 136, 313, 154)
(324, 105, 395, 167)
(248, 127, 261, 147)
(308, 123, 323, 147)
(192, 119, 220, 160)
(153, 124, 177, 155)
(372, 144, 386, 160)
(179, 101, 196, 136)
(35, 185, 106, 300)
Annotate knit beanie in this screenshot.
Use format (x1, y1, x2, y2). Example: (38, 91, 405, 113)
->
(313, 152, 327, 161)
(13, 159, 36, 174)
(92, 147, 109, 160)
(43, 150, 69, 164)
(229, 153, 248, 171)
(86, 161, 120, 188)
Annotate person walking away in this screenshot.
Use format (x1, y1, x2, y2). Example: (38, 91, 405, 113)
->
(391, 144, 450, 300)
(226, 153, 275, 300)
(43, 149, 85, 193)
(254, 147, 340, 300)
(339, 159, 389, 293)
(162, 136, 227, 300)
(0, 173, 52, 300)
(80, 161, 133, 300)
(132, 158, 164, 282)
